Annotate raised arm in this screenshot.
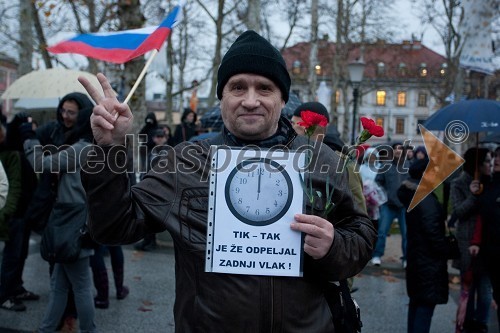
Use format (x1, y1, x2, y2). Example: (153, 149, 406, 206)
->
(78, 73, 133, 145)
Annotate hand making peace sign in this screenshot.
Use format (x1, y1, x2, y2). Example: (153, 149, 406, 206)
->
(78, 73, 133, 145)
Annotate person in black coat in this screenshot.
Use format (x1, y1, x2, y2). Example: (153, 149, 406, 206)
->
(172, 108, 197, 145)
(398, 158, 449, 333)
(477, 146, 500, 330)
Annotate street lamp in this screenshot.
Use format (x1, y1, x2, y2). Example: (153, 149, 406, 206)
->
(347, 59, 366, 144)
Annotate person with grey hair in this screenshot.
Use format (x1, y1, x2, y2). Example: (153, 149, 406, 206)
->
(79, 30, 375, 332)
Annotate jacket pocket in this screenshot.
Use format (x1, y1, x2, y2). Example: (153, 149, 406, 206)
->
(178, 187, 209, 246)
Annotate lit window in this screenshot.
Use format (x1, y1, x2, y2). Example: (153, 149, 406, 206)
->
(396, 91, 406, 106)
(292, 60, 301, 74)
(440, 63, 448, 76)
(335, 90, 341, 105)
(419, 63, 427, 77)
(418, 93, 427, 107)
(396, 118, 405, 134)
(398, 63, 407, 76)
(315, 65, 322, 75)
(376, 117, 384, 127)
(376, 90, 386, 106)
(377, 62, 385, 76)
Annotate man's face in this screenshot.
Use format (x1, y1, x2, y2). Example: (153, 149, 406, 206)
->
(393, 145, 404, 160)
(291, 115, 305, 136)
(60, 100, 79, 129)
(220, 73, 285, 141)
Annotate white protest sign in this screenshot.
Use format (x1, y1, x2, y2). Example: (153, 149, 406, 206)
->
(205, 147, 305, 277)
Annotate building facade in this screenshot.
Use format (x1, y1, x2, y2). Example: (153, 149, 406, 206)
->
(282, 38, 449, 147)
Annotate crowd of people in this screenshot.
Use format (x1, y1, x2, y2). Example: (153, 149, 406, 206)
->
(0, 29, 498, 333)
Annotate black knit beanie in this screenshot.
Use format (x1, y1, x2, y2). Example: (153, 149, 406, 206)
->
(217, 30, 291, 102)
(293, 101, 330, 120)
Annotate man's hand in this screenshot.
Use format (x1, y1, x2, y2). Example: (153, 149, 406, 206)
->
(78, 73, 133, 146)
(290, 214, 334, 259)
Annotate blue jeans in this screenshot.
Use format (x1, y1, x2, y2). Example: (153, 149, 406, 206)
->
(464, 267, 492, 326)
(38, 256, 97, 333)
(407, 299, 436, 333)
(90, 245, 124, 273)
(372, 204, 407, 259)
(0, 217, 27, 300)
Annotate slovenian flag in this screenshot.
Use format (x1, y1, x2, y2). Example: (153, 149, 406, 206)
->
(47, 4, 183, 64)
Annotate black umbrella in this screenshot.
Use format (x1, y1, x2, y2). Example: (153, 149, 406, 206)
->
(200, 92, 302, 131)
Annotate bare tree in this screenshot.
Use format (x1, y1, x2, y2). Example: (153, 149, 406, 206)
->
(322, 0, 398, 142)
(238, 0, 261, 32)
(31, 1, 52, 69)
(18, 0, 33, 75)
(195, 0, 240, 108)
(411, 0, 464, 104)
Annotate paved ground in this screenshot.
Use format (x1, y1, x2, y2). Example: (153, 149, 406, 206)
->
(0, 233, 498, 332)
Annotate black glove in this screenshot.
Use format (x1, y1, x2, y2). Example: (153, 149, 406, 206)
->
(19, 122, 36, 141)
(10, 112, 30, 128)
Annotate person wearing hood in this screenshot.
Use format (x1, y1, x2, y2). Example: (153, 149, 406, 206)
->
(20, 92, 98, 333)
(413, 146, 428, 161)
(138, 112, 159, 171)
(398, 158, 449, 333)
(172, 108, 198, 146)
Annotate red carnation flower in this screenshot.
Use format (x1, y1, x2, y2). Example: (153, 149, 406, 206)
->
(360, 117, 384, 137)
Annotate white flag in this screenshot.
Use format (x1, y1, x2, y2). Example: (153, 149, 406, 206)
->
(458, 0, 498, 74)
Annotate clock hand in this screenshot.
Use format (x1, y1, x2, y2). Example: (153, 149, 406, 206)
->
(257, 166, 262, 200)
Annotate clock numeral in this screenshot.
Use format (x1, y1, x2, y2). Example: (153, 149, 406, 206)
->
(238, 198, 242, 204)
(255, 209, 260, 216)
(247, 171, 254, 177)
(239, 178, 248, 185)
(235, 187, 240, 193)
(278, 190, 283, 196)
(274, 200, 278, 207)
(275, 179, 280, 186)
(266, 208, 270, 214)
(258, 168, 264, 175)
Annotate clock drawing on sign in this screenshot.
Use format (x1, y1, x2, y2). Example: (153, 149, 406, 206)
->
(225, 157, 293, 226)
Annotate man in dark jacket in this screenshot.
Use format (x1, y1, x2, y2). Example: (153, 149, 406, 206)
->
(79, 30, 376, 332)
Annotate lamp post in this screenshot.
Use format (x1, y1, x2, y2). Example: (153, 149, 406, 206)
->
(347, 59, 366, 144)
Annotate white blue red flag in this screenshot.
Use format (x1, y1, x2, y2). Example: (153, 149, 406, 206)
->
(48, 4, 183, 64)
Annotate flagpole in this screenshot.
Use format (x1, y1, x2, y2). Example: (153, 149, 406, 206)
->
(124, 49, 159, 105)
